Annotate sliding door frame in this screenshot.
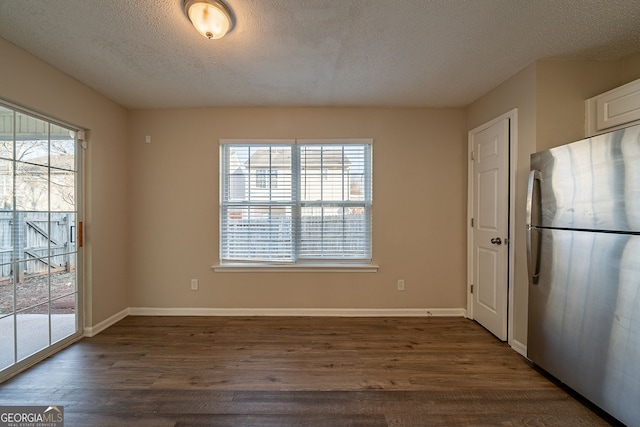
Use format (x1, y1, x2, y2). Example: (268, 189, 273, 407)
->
(0, 100, 84, 382)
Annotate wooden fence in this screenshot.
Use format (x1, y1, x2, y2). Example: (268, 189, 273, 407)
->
(0, 211, 76, 282)
(222, 214, 369, 261)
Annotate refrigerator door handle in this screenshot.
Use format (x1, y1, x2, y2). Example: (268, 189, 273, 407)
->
(526, 170, 542, 285)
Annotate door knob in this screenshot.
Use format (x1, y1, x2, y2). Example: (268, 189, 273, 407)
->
(491, 237, 502, 245)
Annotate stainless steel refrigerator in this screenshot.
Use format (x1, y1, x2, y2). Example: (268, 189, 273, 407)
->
(527, 124, 640, 426)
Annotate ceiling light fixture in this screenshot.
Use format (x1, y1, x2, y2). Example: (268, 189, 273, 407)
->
(183, 0, 234, 40)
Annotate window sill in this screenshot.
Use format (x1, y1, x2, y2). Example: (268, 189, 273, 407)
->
(212, 263, 379, 273)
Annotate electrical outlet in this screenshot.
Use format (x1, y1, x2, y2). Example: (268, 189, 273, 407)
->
(397, 279, 405, 291)
(191, 279, 198, 291)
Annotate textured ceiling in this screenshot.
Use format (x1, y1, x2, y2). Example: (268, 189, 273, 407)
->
(1, 0, 640, 109)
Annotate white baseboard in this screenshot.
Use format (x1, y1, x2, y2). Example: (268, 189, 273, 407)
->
(128, 307, 467, 317)
(82, 307, 466, 336)
(84, 307, 129, 337)
(510, 338, 527, 357)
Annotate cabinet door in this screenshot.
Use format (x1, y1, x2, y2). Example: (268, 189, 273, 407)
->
(586, 78, 640, 135)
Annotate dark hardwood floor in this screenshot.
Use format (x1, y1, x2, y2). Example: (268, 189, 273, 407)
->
(0, 316, 617, 426)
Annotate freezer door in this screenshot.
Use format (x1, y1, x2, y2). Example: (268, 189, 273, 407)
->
(528, 229, 640, 426)
(530, 124, 640, 232)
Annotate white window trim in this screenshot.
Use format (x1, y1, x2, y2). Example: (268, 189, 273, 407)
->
(212, 263, 379, 272)
(217, 138, 375, 271)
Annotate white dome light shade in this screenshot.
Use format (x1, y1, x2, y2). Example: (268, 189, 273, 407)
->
(184, 0, 234, 40)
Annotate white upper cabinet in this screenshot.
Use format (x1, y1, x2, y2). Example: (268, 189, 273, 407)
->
(586, 78, 640, 136)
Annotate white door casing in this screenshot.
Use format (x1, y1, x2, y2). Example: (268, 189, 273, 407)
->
(468, 117, 510, 341)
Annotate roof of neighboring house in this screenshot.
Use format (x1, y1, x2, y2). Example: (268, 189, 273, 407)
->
(246, 149, 291, 169)
(247, 148, 350, 169)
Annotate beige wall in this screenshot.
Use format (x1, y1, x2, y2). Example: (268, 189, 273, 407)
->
(127, 108, 468, 310)
(0, 38, 129, 327)
(536, 60, 622, 151)
(622, 52, 640, 83)
(536, 57, 640, 152)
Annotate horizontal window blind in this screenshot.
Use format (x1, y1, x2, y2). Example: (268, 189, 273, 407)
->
(220, 140, 372, 263)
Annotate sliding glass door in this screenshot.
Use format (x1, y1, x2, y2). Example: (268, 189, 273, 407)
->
(0, 103, 82, 379)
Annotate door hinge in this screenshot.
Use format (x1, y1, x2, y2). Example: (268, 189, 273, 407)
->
(470, 284, 474, 294)
(470, 150, 475, 161)
(471, 218, 474, 227)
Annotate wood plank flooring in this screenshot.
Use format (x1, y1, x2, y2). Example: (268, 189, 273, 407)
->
(0, 316, 619, 426)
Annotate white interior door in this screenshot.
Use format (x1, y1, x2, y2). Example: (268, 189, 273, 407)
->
(469, 118, 509, 340)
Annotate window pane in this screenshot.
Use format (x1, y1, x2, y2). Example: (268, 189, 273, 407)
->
(51, 213, 76, 256)
(0, 315, 15, 370)
(16, 163, 49, 211)
(22, 212, 49, 264)
(0, 262, 14, 317)
(16, 260, 49, 311)
(299, 205, 370, 259)
(0, 159, 13, 210)
(247, 147, 292, 202)
(221, 141, 372, 263)
(221, 205, 294, 261)
(300, 145, 367, 202)
(51, 252, 76, 301)
(50, 124, 75, 171)
(0, 211, 11, 267)
(344, 145, 369, 201)
(16, 304, 49, 361)
(0, 106, 13, 161)
(51, 293, 75, 344)
(16, 112, 48, 166)
(297, 143, 371, 260)
(51, 169, 75, 211)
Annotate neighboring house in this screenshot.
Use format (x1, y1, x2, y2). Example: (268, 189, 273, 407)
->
(228, 146, 362, 220)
